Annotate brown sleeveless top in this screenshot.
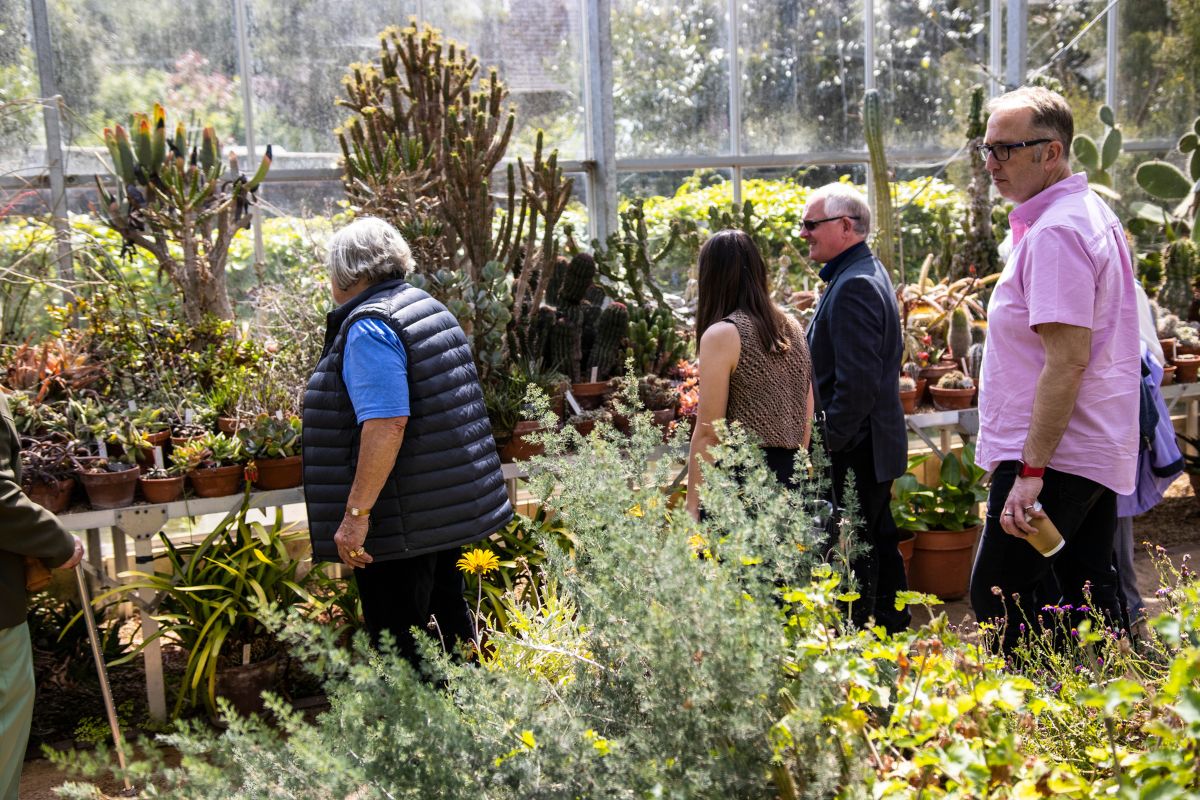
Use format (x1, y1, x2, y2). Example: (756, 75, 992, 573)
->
(723, 310, 812, 449)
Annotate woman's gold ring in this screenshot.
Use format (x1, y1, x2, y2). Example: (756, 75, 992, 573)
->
(348, 547, 365, 558)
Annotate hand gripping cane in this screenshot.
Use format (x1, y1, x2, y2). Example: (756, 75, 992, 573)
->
(74, 564, 132, 793)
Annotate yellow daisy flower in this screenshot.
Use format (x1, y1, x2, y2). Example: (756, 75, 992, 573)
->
(457, 548, 500, 576)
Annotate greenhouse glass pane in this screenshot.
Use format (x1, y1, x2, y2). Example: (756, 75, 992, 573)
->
(46, 0, 241, 161)
(610, 0, 730, 157)
(1117, 0, 1200, 141)
(875, 0, 992, 150)
(246, 0, 417, 157)
(0, 0, 43, 178)
(421, 0, 585, 161)
(740, 0, 864, 154)
(1024, 0, 1107, 125)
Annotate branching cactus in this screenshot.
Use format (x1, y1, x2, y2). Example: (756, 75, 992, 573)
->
(592, 200, 673, 309)
(95, 104, 270, 324)
(864, 89, 899, 280)
(625, 306, 689, 377)
(1072, 104, 1123, 191)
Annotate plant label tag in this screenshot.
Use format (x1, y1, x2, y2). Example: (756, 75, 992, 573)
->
(590, 366, 599, 383)
(97, 440, 108, 460)
(184, 409, 194, 424)
(128, 400, 137, 411)
(242, 643, 251, 666)
(276, 410, 283, 420)
(565, 390, 583, 416)
(153, 447, 164, 470)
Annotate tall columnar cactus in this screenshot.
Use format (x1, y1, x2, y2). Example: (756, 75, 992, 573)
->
(952, 85, 1000, 280)
(548, 318, 583, 383)
(586, 302, 630, 381)
(95, 104, 270, 324)
(966, 343, 985, 385)
(559, 253, 596, 305)
(1072, 104, 1123, 190)
(1160, 238, 1199, 317)
(1135, 114, 1200, 236)
(948, 307, 972, 363)
(625, 306, 689, 377)
(592, 200, 673, 309)
(863, 89, 898, 280)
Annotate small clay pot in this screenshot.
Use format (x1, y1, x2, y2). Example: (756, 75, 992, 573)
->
(25, 477, 75, 514)
(572, 418, 597, 437)
(1178, 340, 1200, 357)
(907, 524, 982, 600)
(498, 420, 546, 463)
(1173, 354, 1200, 383)
(917, 363, 957, 403)
(189, 464, 246, 497)
(570, 381, 612, 410)
(135, 429, 172, 467)
(928, 385, 977, 411)
(1161, 364, 1177, 386)
(1158, 337, 1178, 362)
(138, 475, 185, 504)
(899, 387, 919, 415)
(897, 530, 916, 580)
(250, 455, 303, 490)
(217, 416, 243, 435)
(77, 464, 139, 509)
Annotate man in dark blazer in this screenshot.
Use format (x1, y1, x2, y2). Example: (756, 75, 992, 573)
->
(0, 392, 82, 797)
(802, 183, 910, 633)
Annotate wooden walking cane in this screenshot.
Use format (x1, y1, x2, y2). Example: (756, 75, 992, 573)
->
(74, 564, 133, 793)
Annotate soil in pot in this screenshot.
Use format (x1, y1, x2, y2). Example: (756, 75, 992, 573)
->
(138, 475, 185, 504)
(570, 381, 612, 411)
(907, 524, 982, 600)
(77, 464, 139, 509)
(249, 455, 303, 490)
(498, 420, 546, 463)
(189, 464, 246, 497)
(25, 477, 75, 514)
(929, 386, 976, 411)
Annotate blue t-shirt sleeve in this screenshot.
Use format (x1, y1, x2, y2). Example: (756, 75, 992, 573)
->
(342, 318, 410, 424)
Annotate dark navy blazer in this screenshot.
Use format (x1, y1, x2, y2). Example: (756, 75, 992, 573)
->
(806, 242, 907, 483)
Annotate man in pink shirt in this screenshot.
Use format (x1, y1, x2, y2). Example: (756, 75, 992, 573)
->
(969, 86, 1140, 651)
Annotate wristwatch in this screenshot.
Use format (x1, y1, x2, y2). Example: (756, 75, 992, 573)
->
(347, 506, 372, 518)
(1017, 460, 1045, 479)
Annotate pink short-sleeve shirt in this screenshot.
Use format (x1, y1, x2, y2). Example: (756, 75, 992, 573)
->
(976, 173, 1139, 495)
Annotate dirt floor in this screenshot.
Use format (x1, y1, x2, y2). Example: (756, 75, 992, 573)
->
(19, 476, 1200, 798)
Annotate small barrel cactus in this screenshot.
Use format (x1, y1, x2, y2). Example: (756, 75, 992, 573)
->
(937, 370, 975, 390)
(899, 375, 916, 392)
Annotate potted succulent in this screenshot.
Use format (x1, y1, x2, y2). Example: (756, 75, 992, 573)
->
(130, 407, 172, 454)
(890, 445, 989, 600)
(899, 375, 919, 415)
(138, 448, 188, 504)
(98, 491, 311, 719)
(566, 407, 613, 437)
(175, 433, 246, 497)
(928, 370, 976, 410)
(19, 434, 78, 514)
(1173, 352, 1200, 383)
(1177, 323, 1200, 356)
(75, 454, 140, 510)
(238, 414, 303, 490)
(638, 375, 680, 427)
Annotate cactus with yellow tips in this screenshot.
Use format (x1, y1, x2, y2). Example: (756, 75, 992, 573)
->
(95, 105, 271, 324)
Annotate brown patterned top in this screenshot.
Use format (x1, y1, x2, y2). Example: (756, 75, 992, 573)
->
(723, 310, 812, 449)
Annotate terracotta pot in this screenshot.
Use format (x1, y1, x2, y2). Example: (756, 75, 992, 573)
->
(171, 433, 207, 448)
(138, 475, 185, 504)
(917, 363, 957, 403)
(1173, 354, 1200, 383)
(498, 420, 545, 463)
(135, 429, 172, 466)
(899, 388, 919, 415)
(897, 530, 916, 580)
(612, 413, 632, 436)
(651, 407, 676, 426)
(1161, 365, 1177, 386)
(1158, 337, 1178, 362)
(908, 524, 983, 600)
(214, 654, 280, 718)
(1178, 340, 1200, 356)
(217, 416, 243, 435)
(570, 381, 612, 410)
(250, 455, 303, 490)
(25, 477, 75, 514)
(572, 418, 597, 437)
(77, 465, 139, 509)
(928, 385, 977, 410)
(189, 464, 246, 497)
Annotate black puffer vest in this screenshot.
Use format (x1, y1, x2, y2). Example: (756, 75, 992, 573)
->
(302, 279, 512, 562)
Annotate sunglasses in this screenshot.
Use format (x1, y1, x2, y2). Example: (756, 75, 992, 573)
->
(801, 215, 859, 232)
(975, 138, 1052, 162)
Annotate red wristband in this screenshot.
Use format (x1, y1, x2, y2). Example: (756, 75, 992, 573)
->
(1017, 460, 1045, 479)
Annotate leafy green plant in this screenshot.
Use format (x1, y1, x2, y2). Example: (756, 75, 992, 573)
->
(891, 445, 989, 532)
(236, 413, 302, 460)
(96, 489, 312, 717)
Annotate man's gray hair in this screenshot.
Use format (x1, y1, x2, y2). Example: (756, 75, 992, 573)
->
(807, 183, 871, 236)
(326, 217, 416, 291)
(986, 86, 1074, 156)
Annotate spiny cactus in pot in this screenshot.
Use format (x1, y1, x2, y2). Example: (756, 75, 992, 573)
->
(864, 89, 899, 280)
(95, 104, 271, 324)
(937, 370, 975, 390)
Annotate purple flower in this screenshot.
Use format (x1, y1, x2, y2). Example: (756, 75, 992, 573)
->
(1070, 629, 1079, 638)
(1078, 605, 1091, 613)
(1019, 623, 1026, 633)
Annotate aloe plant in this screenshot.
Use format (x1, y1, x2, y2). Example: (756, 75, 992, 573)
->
(95, 103, 271, 324)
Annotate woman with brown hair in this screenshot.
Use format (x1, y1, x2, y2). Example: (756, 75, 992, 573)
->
(686, 229, 814, 520)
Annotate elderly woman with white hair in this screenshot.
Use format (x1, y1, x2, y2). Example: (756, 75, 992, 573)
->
(302, 217, 512, 666)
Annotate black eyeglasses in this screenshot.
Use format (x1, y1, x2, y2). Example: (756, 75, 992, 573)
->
(975, 138, 1052, 162)
(801, 215, 859, 232)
